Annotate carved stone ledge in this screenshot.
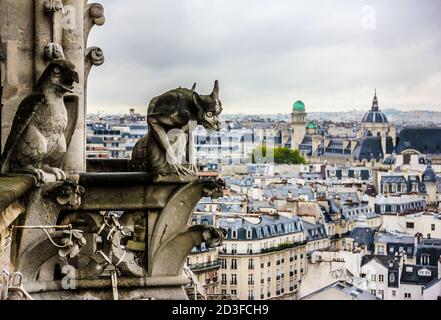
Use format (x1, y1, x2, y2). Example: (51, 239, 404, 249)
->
(9, 172, 225, 300)
(0, 174, 35, 213)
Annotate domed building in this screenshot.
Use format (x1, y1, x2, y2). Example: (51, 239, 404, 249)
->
(422, 161, 438, 206)
(359, 91, 396, 143)
(291, 100, 307, 150)
(293, 100, 305, 112)
(306, 121, 318, 135)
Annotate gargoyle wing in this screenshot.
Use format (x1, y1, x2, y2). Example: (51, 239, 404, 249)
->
(0, 93, 46, 173)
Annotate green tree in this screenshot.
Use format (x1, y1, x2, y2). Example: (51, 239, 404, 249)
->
(252, 146, 306, 164)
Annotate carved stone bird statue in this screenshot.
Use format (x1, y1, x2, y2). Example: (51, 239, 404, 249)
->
(0, 59, 79, 183)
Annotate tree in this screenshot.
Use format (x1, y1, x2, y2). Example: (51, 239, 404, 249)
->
(252, 146, 306, 165)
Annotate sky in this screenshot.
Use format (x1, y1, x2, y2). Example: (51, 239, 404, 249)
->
(87, 0, 441, 115)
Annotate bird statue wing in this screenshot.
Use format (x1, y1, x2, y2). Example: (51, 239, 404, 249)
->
(0, 93, 46, 173)
(63, 95, 79, 150)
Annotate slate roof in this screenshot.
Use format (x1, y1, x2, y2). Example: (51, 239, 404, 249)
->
(396, 127, 441, 154)
(248, 200, 276, 212)
(301, 281, 380, 300)
(400, 265, 438, 286)
(362, 110, 388, 124)
(302, 220, 328, 242)
(422, 164, 437, 183)
(352, 136, 394, 161)
(361, 254, 401, 270)
(219, 214, 304, 241)
(348, 227, 375, 250)
(374, 232, 414, 245)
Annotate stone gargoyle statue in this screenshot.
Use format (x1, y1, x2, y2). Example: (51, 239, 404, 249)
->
(0, 59, 79, 184)
(131, 81, 222, 183)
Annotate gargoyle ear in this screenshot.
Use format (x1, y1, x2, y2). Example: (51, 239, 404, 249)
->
(211, 80, 219, 99)
(193, 91, 203, 110)
(191, 83, 197, 91)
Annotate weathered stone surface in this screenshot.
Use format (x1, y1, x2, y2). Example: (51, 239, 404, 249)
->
(0, 0, 226, 300)
(0, 60, 79, 184)
(0, 174, 34, 213)
(130, 81, 222, 183)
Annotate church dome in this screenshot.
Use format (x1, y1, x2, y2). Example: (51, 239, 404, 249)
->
(293, 100, 305, 112)
(306, 122, 317, 129)
(362, 91, 388, 124)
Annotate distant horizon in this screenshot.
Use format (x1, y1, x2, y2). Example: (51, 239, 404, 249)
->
(87, 106, 441, 116)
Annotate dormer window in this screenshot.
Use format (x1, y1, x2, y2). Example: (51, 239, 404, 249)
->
(232, 229, 238, 239)
(257, 228, 262, 238)
(247, 229, 253, 239)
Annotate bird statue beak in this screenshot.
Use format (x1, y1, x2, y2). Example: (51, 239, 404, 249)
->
(62, 70, 79, 93)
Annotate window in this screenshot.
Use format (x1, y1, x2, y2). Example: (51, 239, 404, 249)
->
(231, 259, 237, 269)
(378, 290, 384, 299)
(231, 274, 237, 285)
(404, 293, 411, 299)
(221, 289, 226, 294)
(232, 229, 237, 239)
(221, 259, 226, 269)
(247, 229, 252, 239)
(392, 290, 396, 297)
(406, 222, 414, 229)
(221, 274, 227, 285)
(389, 273, 396, 283)
(231, 290, 237, 296)
(377, 245, 385, 255)
(432, 224, 436, 231)
(370, 274, 377, 282)
(231, 244, 237, 254)
(248, 259, 254, 270)
(248, 290, 254, 300)
(378, 275, 384, 282)
(370, 289, 376, 296)
(421, 254, 430, 266)
(248, 274, 254, 285)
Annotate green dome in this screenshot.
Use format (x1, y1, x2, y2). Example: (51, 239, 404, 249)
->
(306, 122, 317, 129)
(293, 100, 305, 112)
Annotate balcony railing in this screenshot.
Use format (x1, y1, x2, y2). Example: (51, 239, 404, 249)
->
(189, 260, 221, 271)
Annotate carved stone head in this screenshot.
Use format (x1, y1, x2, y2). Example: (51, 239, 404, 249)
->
(36, 59, 79, 94)
(192, 80, 222, 131)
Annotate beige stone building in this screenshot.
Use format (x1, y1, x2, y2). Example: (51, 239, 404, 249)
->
(186, 246, 220, 296)
(218, 214, 307, 300)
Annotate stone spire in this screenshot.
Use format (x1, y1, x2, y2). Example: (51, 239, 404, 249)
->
(372, 89, 379, 111)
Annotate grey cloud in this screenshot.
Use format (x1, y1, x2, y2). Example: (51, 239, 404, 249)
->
(87, 0, 441, 114)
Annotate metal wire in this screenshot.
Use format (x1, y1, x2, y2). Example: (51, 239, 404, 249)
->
(11, 224, 73, 249)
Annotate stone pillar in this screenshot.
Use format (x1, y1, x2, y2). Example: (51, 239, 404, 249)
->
(61, 0, 86, 173)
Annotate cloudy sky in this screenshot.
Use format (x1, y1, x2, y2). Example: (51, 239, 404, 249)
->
(87, 0, 441, 115)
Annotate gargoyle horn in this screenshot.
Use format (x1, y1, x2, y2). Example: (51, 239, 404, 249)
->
(191, 83, 197, 91)
(211, 80, 219, 99)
